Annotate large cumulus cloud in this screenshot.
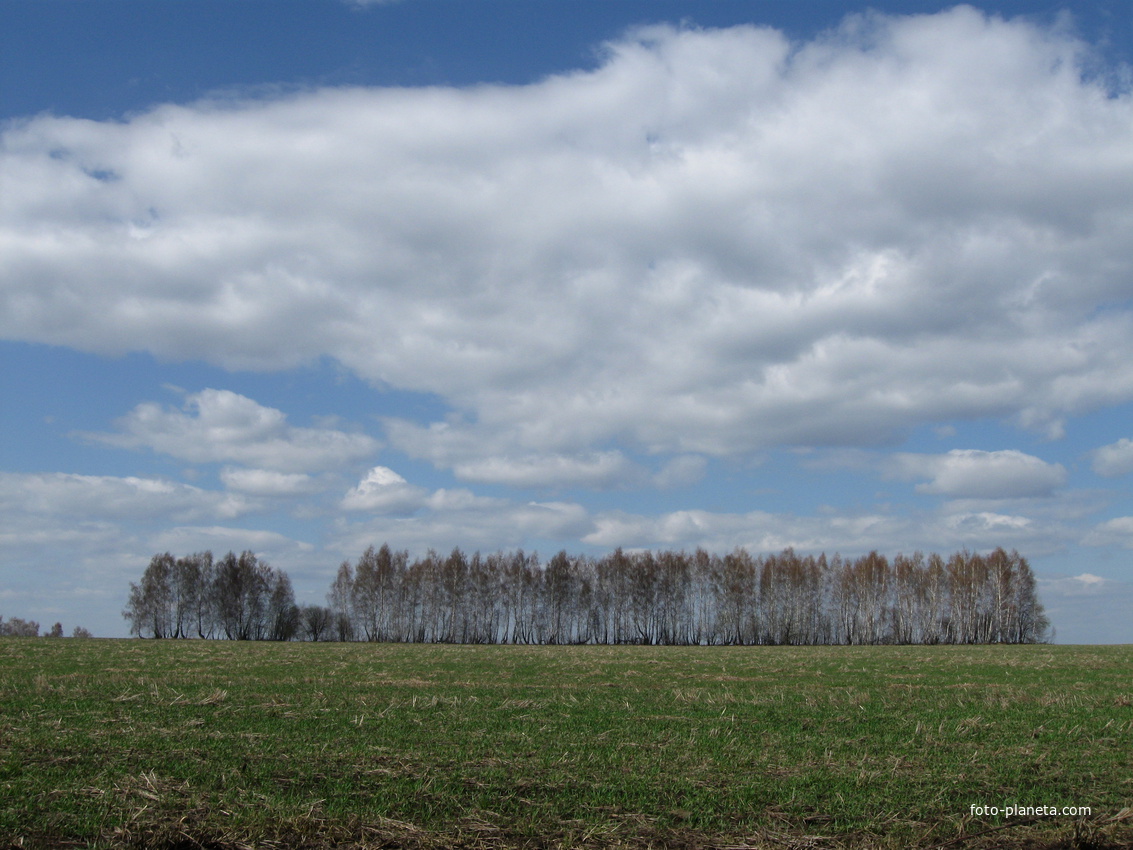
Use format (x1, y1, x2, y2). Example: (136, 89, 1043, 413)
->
(3, 8, 1133, 479)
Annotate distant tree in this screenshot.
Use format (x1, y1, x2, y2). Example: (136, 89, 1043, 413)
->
(440, 547, 470, 644)
(920, 553, 949, 644)
(173, 552, 214, 639)
(213, 551, 268, 640)
(655, 550, 693, 646)
(1002, 550, 1050, 644)
(327, 560, 355, 641)
(891, 552, 921, 644)
(352, 544, 406, 642)
(192, 551, 218, 638)
(717, 548, 756, 645)
(266, 572, 301, 641)
(301, 605, 333, 641)
(690, 549, 719, 645)
(0, 617, 40, 637)
(123, 553, 176, 638)
(543, 550, 575, 645)
(946, 551, 984, 644)
(71, 626, 94, 639)
(47, 622, 64, 638)
(761, 549, 823, 645)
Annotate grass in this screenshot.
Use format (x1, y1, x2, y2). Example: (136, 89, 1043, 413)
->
(0, 640, 1131, 849)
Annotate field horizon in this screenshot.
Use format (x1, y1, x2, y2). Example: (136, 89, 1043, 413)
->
(1, 639, 1130, 849)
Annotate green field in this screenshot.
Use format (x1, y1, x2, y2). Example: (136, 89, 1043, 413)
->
(1, 640, 1130, 849)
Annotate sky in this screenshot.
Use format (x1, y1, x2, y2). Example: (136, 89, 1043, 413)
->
(2, 0, 1133, 643)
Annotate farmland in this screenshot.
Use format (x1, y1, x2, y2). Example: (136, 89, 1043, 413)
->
(1, 640, 1130, 849)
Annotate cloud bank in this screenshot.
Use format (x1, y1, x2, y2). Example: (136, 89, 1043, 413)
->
(3, 8, 1133, 483)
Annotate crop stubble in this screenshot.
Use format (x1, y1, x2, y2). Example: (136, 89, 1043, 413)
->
(0, 640, 1130, 848)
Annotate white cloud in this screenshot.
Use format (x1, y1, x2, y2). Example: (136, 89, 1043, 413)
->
(424, 488, 507, 512)
(451, 451, 642, 489)
(942, 510, 1033, 534)
(892, 449, 1067, 499)
(1083, 516, 1133, 548)
(1091, 437, 1133, 477)
(381, 419, 650, 489)
(332, 462, 598, 552)
(580, 499, 1074, 558)
(2, 8, 1132, 472)
(339, 465, 552, 520)
(83, 389, 378, 473)
(0, 471, 252, 522)
(219, 466, 323, 496)
(383, 419, 704, 489)
(332, 495, 593, 557)
(3, 464, 1071, 576)
(653, 455, 708, 489)
(1042, 572, 1111, 596)
(340, 466, 428, 514)
(151, 525, 315, 557)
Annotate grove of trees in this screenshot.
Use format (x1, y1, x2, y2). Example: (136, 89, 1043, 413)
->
(0, 616, 42, 637)
(122, 550, 300, 640)
(123, 544, 1050, 644)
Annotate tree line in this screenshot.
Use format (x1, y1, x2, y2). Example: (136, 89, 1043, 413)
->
(0, 616, 93, 638)
(123, 545, 1050, 644)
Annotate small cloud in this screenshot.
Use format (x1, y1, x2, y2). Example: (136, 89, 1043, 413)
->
(425, 488, 506, 512)
(341, 466, 427, 514)
(653, 455, 707, 489)
(513, 500, 593, 538)
(892, 450, 1066, 499)
(1073, 573, 1106, 586)
(1083, 516, 1133, 548)
(1091, 438, 1133, 478)
(944, 510, 1032, 533)
(81, 389, 378, 473)
(219, 467, 322, 497)
(0, 471, 253, 523)
(452, 451, 641, 489)
(329, 494, 594, 557)
(152, 526, 315, 556)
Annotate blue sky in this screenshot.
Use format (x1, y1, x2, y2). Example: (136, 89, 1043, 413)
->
(2, 0, 1133, 642)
